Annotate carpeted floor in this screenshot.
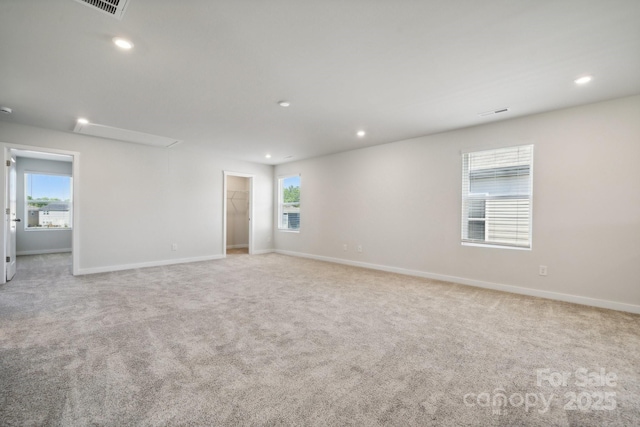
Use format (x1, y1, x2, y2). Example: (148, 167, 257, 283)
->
(227, 247, 249, 255)
(0, 253, 638, 426)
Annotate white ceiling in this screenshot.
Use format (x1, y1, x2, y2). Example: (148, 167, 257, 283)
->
(1, 0, 639, 165)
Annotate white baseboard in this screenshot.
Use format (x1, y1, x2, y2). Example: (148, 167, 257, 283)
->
(76, 254, 225, 275)
(226, 244, 248, 249)
(251, 249, 275, 255)
(17, 248, 72, 256)
(275, 250, 640, 315)
(77, 250, 276, 276)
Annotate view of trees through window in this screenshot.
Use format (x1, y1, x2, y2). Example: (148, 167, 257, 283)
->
(283, 185, 300, 205)
(25, 173, 72, 229)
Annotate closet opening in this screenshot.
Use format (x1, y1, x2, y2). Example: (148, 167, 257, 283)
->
(222, 171, 254, 256)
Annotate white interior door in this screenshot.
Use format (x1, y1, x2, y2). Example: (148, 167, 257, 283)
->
(5, 151, 17, 280)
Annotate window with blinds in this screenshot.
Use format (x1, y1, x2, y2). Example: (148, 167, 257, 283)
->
(461, 145, 533, 249)
(278, 174, 301, 231)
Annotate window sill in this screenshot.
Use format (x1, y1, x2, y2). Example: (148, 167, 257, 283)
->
(278, 229, 300, 233)
(462, 242, 531, 251)
(25, 228, 72, 232)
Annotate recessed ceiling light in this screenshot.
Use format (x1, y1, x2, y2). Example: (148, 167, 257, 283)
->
(113, 37, 134, 50)
(574, 76, 592, 85)
(357, 130, 366, 137)
(77, 118, 89, 124)
(265, 154, 272, 159)
(0, 106, 12, 115)
(278, 101, 291, 107)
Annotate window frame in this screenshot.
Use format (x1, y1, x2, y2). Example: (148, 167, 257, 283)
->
(461, 145, 534, 250)
(277, 174, 301, 232)
(24, 171, 73, 232)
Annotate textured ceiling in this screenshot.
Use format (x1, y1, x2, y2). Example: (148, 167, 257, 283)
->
(1, 0, 639, 164)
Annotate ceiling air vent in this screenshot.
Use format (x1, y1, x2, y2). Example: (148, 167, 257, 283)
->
(478, 108, 510, 117)
(74, 0, 130, 20)
(74, 121, 181, 148)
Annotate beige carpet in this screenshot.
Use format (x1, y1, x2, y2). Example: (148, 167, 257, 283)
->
(0, 252, 638, 426)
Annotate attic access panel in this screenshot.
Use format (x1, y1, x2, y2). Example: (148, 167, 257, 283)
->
(73, 122, 181, 148)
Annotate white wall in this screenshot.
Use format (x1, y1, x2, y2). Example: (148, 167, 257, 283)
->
(226, 175, 250, 248)
(0, 123, 274, 274)
(274, 95, 640, 311)
(16, 157, 73, 255)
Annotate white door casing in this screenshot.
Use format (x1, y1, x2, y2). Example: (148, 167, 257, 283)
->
(1, 143, 80, 283)
(5, 150, 17, 280)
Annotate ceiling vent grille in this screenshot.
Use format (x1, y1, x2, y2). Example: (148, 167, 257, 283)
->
(74, 121, 181, 148)
(74, 0, 130, 20)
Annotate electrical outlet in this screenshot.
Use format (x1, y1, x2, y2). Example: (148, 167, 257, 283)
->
(171, 243, 178, 251)
(343, 244, 348, 251)
(539, 265, 548, 276)
(357, 245, 363, 253)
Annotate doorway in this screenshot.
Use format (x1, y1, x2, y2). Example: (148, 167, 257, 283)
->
(2, 144, 80, 283)
(223, 171, 254, 256)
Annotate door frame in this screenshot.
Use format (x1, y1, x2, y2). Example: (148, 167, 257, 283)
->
(6, 150, 17, 280)
(1, 143, 81, 283)
(222, 171, 254, 256)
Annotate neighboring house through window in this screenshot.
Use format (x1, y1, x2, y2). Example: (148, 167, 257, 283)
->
(461, 145, 533, 249)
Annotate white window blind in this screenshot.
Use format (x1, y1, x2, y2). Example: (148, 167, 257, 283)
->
(461, 145, 533, 249)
